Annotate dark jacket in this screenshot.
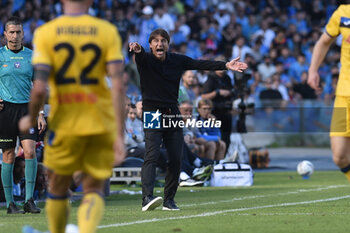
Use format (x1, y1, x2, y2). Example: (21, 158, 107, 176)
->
(135, 47, 227, 108)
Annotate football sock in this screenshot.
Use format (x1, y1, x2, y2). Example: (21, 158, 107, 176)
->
(46, 193, 70, 233)
(340, 164, 350, 182)
(78, 192, 105, 233)
(1, 162, 14, 207)
(25, 158, 37, 201)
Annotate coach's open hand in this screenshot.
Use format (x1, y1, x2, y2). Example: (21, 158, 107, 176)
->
(226, 57, 248, 72)
(0, 99, 3, 111)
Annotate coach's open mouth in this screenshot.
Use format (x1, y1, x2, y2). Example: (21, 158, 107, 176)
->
(156, 48, 164, 55)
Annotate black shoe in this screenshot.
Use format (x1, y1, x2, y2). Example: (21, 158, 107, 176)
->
(142, 196, 163, 211)
(162, 199, 180, 211)
(24, 198, 41, 214)
(7, 202, 25, 214)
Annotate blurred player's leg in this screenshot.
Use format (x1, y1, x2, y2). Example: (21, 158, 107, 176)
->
(78, 175, 105, 233)
(331, 136, 350, 181)
(45, 172, 72, 233)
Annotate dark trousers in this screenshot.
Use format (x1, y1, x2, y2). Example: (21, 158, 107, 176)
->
(142, 129, 184, 202)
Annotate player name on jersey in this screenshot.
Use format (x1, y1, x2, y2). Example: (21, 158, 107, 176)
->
(57, 26, 97, 36)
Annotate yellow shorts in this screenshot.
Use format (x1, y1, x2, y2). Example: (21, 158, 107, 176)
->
(330, 96, 349, 137)
(44, 131, 115, 180)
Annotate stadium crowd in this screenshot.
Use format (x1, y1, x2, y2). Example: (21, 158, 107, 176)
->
(0, 0, 344, 198)
(0, 0, 341, 107)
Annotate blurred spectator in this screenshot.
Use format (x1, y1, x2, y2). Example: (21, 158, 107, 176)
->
(309, 0, 326, 28)
(213, 3, 230, 31)
(293, 71, 316, 100)
(276, 11, 289, 29)
(178, 70, 197, 104)
(231, 36, 252, 62)
(168, 0, 185, 16)
(287, 32, 302, 57)
(177, 14, 191, 39)
(257, 55, 276, 82)
(201, 59, 233, 152)
(271, 28, 287, 51)
(253, 20, 275, 49)
(274, 61, 291, 87)
(195, 69, 209, 86)
(138, 5, 158, 49)
(277, 47, 296, 71)
(171, 22, 187, 46)
(268, 47, 279, 64)
(114, 8, 131, 44)
(125, 104, 144, 148)
(288, 53, 309, 83)
(242, 14, 259, 41)
(259, 78, 283, 101)
(271, 73, 289, 101)
(179, 100, 215, 159)
(249, 70, 265, 102)
(287, 0, 302, 18)
(196, 99, 226, 161)
(127, 24, 140, 46)
(235, 2, 249, 27)
(249, 37, 264, 63)
(291, 10, 309, 36)
(153, 4, 175, 33)
(326, 0, 338, 21)
(34, 163, 48, 200)
(218, 24, 236, 55)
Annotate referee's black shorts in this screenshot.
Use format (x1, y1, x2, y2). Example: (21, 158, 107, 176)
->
(0, 101, 38, 149)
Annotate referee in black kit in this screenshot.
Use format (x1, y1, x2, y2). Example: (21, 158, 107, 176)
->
(129, 28, 248, 211)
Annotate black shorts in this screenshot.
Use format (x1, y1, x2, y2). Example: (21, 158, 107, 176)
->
(0, 101, 38, 149)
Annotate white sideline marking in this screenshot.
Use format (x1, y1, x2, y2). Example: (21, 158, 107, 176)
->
(98, 195, 350, 229)
(236, 212, 350, 216)
(236, 213, 315, 216)
(182, 185, 348, 207)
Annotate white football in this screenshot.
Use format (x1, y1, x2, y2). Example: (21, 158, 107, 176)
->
(297, 160, 314, 176)
(65, 224, 79, 233)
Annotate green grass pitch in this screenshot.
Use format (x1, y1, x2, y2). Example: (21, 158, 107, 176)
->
(1, 171, 350, 233)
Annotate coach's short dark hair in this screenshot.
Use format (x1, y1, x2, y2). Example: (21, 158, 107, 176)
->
(148, 29, 170, 44)
(5, 16, 23, 31)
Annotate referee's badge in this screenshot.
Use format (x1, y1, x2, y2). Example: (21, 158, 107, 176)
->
(29, 128, 35, 134)
(14, 62, 21, 68)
